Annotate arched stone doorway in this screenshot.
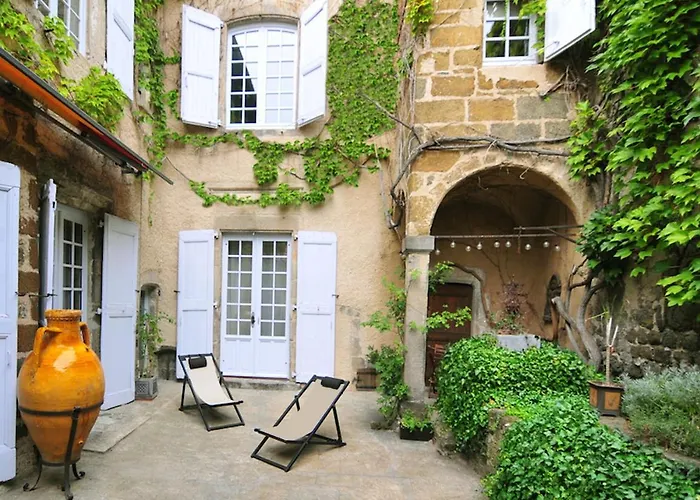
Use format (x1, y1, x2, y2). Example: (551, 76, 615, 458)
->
(402, 160, 589, 401)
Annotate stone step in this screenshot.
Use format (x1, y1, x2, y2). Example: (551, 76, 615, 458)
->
(223, 377, 300, 391)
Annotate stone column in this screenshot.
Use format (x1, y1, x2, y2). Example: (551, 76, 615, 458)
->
(402, 235, 434, 402)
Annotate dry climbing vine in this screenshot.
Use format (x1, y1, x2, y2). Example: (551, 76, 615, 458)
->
(134, 0, 400, 207)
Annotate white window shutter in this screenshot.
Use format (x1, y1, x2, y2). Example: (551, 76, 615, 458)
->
(107, 0, 135, 98)
(0, 162, 19, 482)
(180, 6, 222, 128)
(297, 0, 328, 127)
(100, 214, 139, 410)
(176, 230, 215, 379)
(544, 0, 596, 62)
(39, 179, 56, 325)
(295, 231, 337, 383)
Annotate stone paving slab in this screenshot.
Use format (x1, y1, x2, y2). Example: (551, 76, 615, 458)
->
(1, 381, 485, 499)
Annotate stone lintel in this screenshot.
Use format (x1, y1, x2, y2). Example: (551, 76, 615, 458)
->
(403, 236, 435, 253)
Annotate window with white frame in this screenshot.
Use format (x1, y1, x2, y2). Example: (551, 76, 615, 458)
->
(179, 1, 328, 130)
(483, 0, 536, 63)
(36, 0, 86, 52)
(53, 206, 89, 317)
(228, 24, 297, 128)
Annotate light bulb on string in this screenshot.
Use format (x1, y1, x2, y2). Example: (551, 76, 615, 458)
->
(435, 248, 441, 256)
(476, 241, 483, 250)
(466, 245, 472, 252)
(525, 243, 532, 251)
(450, 241, 456, 249)
(554, 244, 561, 252)
(494, 241, 500, 249)
(505, 240, 512, 248)
(543, 241, 550, 248)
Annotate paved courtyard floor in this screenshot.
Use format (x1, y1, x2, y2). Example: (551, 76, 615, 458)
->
(1, 380, 484, 499)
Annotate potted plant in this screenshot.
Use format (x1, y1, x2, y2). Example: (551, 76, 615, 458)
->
(399, 408, 434, 441)
(589, 316, 624, 416)
(135, 311, 173, 400)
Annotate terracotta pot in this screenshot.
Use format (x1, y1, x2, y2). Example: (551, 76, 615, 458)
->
(589, 380, 624, 417)
(17, 310, 105, 465)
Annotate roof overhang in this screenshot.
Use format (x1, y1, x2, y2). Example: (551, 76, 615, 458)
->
(0, 47, 173, 185)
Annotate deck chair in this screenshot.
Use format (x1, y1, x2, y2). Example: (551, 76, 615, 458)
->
(178, 353, 244, 431)
(251, 375, 350, 472)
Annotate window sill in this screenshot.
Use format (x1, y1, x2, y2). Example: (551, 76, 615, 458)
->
(225, 125, 298, 133)
(482, 58, 539, 67)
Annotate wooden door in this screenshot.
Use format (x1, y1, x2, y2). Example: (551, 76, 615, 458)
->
(425, 283, 473, 387)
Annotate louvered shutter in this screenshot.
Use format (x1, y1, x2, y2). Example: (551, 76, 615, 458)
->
(180, 6, 222, 128)
(544, 0, 596, 62)
(107, 0, 135, 98)
(297, 0, 328, 127)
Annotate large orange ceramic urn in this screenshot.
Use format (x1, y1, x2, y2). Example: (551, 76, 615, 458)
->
(17, 310, 105, 465)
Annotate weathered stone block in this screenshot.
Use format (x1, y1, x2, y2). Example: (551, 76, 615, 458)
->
(672, 349, 693, 365)
(454, 48, 481, 67)
(468, 98, 515, 121)
(430, 26, 481, 47)
(18, 323, 35, 353)
(415, 100, 465, 123)
(496, 78, 538, 90)
(666, 303, 700, 331)
(651, 346, 672, 364)
(478, 71, 494, 90)
(20, 216, 38, 236)
(544, 120, 571, 138)
(490, 122, 541, 141)
(661, 330, 680, 349)
(18, 270, 40, 294)
(415, 78, 427, 99)
(431, 76, 475, 97)
(679, 331, 699, 351)
(434, 52, 450, 71)
(413, 151, 461, 172)
(630, 344, 652, 360)
(436, 123, 488, 136)
(516, 94, 569, 120)
(435, 0, 477, 11)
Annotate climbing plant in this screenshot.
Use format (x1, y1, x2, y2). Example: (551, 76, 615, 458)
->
(568, 0, 700, 308)
(0, 4, 128, 131)
(134, 0, 400, 207)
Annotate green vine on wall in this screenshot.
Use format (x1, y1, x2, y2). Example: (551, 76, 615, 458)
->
(0, 4, 127, 131)
(134, 0, 399, 207)
(568, 0, 700, 308)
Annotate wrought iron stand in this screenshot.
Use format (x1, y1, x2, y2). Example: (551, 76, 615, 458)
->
(20, 403, 101, 500)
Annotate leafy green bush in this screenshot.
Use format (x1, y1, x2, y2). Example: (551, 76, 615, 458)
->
(485, 397, 699, 499)
(61, 67, 127, 131)
(400, 408, 433, 432)
(623, 368, 700, 459)
(437, 335, 599, 447)
(366, 342, 409, 424)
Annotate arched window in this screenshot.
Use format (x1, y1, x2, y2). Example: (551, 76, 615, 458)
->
(227, 23, 297, 128)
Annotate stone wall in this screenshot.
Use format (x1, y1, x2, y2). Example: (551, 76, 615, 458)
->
(608, 275, 699, 378)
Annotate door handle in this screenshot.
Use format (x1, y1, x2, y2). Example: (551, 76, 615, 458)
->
(251, 312, 256, 326)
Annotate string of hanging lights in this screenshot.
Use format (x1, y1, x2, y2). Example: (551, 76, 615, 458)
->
(432, 224, 582, 256)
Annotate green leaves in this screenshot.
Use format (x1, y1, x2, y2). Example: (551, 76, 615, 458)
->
(484, 396, 699, 499)
(366, 342, 409, 424)
(60, 67, 127, 131)
(406, 0, 434, 36)
(436, 336, 597, 448)
(570, 0, 700, 308)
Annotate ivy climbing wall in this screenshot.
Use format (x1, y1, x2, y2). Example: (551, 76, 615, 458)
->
(136, 0, 403, 382)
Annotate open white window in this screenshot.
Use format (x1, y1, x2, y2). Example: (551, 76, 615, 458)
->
(181, 0, 328, 130)
(544, 0, 596, 62)
(36, 0, 87, 54)
(483, 0, 537, 65)
(227, 23, 298, 128)
(53, 205, 89, 320)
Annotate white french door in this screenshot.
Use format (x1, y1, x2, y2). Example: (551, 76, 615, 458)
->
(220, 234, 291, 377)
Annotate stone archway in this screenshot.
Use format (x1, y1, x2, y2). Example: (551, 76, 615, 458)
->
(402, 156, 592, 401)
